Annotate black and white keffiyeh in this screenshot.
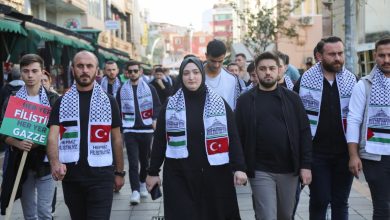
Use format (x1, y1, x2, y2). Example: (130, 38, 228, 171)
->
(299, 62, 356, 137)
(120, 78, 153, 128)
(59, 82, 113, 166)
(365, 66, 390, 155)
(100, 76, 121, 97)
(284, 75, 294, 90)
(165, 86, 229, 165)
(16, 85, 50, 106)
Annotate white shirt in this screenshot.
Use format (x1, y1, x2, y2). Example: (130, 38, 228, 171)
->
(347, 78, 390, 143)
(205, 68, 237, 110)
(27, 95, 40, 104)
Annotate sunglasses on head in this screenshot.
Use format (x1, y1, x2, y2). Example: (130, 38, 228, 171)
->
(127, 69, 139, 74)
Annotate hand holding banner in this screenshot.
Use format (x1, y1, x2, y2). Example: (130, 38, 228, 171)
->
(0, 96, 51, 145)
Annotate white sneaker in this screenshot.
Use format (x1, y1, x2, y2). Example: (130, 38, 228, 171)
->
(140, 182, 148, 197)
(130, 191, 140, 205)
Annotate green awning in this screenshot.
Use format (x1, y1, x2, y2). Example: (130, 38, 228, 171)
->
(28, 29, 56, 41)
(0, 19, 27, 36)
(99, 50, 118, 62)
(55, 35, 73, 46)
(72, 39, 94, 51)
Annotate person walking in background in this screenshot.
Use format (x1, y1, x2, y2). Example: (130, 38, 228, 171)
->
(235, 53, 250, 85)
(46, 51, 125, 219)
(204, 39, 243, 110)
(150, 67, 172, 104)
(146, 56, 247, 220)
(117, 60, 161, 205)
(236, 52, 312, 220)
(100, 61, 122, 97)
(275, 51, 295, 90)
(347, 37, 390, 220)
(294, 36, 357, 220)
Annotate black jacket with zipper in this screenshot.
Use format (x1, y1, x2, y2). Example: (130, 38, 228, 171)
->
(235, 86, 312, 178)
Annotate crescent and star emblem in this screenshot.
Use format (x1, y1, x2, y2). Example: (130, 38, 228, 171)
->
(95, 129, 107, 139)
(209, 142, 221, 151)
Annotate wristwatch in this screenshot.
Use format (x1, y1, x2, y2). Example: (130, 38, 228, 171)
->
(114, 170, 126, 177)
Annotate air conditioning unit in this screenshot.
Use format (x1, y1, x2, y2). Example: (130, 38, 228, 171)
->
(299, 16, 314, 26)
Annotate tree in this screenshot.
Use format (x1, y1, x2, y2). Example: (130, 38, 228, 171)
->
(229, 0, 303, 54)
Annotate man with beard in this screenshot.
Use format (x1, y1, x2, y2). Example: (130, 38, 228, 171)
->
(347, 37, 390, 219)
(236, 51, 312, 220)
(205, 39, 242, 110)
(46, 51, 125, 219)
(294, 36, 357, 220)
(100, 61, 122, 97)
(116, 60, 161, 205)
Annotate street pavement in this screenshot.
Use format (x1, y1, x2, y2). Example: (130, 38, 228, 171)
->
(1, 152, 373, 220)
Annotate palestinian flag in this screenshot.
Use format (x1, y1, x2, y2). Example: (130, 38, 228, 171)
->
(123, 113, 135, 122)
(60, 121, 78, 140)
(367, 127, 390, 144)
(305, 110, 319, 126)
(167, 131, 186, 147)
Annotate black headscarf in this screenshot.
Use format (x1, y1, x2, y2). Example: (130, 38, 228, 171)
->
(177, 57, 206, 95)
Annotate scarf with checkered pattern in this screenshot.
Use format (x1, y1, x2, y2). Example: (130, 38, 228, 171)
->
(100, 76, 121, 97)
(58, 82, 113, 166)
(365, 66, 390, 155)
(299, 62, 356, 138)
(120, 78, 153, 128)
(165, 86, 229, 165)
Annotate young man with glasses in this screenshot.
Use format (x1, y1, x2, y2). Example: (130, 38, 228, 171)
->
(116, 60, 161, 205)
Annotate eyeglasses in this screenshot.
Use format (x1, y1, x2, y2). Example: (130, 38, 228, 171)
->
(127, 69, 139, 74)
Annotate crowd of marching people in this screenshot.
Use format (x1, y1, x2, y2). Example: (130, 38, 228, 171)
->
(0, 35, 389, 220)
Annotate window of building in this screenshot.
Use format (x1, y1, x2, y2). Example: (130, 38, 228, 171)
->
(215, 25, 226, 32)
(358, 50, 375, 78)
(214, 14, 232, 21)
(175, 38, 181, 45)
(199, 37, 205, 44)
(291, 0, 320, 16)
(88, 0, 103, 19)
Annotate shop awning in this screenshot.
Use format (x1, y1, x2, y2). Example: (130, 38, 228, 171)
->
(54, 35, 73, 47)
(28, 28, 56, 41)
(0, 19, 27, 36)
(72, 39, 94, 51)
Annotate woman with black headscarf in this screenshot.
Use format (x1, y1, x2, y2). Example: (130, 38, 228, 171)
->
(146, 57, 247, 220)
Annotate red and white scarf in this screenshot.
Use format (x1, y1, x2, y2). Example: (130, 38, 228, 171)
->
(165, 86, 229, 165)
(120, 78, 153, 128)
(59, 82, 113, 167)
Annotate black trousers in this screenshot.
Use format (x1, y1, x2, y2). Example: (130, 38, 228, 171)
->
(62, 180, 113, 220)
(363, 156, 390, 220)
(124, 132, 153, 191)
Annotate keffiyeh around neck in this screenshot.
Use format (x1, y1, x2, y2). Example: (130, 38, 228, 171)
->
(365, 66, 390, 155)
(299, 62, 356, 137)
(165, 85, 229, 165)
(16, 85, 50, 106)
(120, 78, 153, 128)
(100, 76, 121, 97)
(58, 82, 113, 166)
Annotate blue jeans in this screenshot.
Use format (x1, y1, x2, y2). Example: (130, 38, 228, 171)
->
(362, 156, 390, 220)
(309, 152, 353, 220)
(21, 170, 55, 220)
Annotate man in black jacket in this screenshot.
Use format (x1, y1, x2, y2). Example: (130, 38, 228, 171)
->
(236, 51, 312, 220)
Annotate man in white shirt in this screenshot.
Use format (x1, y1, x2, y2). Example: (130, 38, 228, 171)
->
(204, 39, 241, 110)
(347, 37, 390, 219)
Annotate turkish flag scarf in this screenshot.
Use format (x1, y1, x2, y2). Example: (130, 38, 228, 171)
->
(120, 78, 153, 128)
(165, 86, 229, 165)
(59, 83, 113, 167)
